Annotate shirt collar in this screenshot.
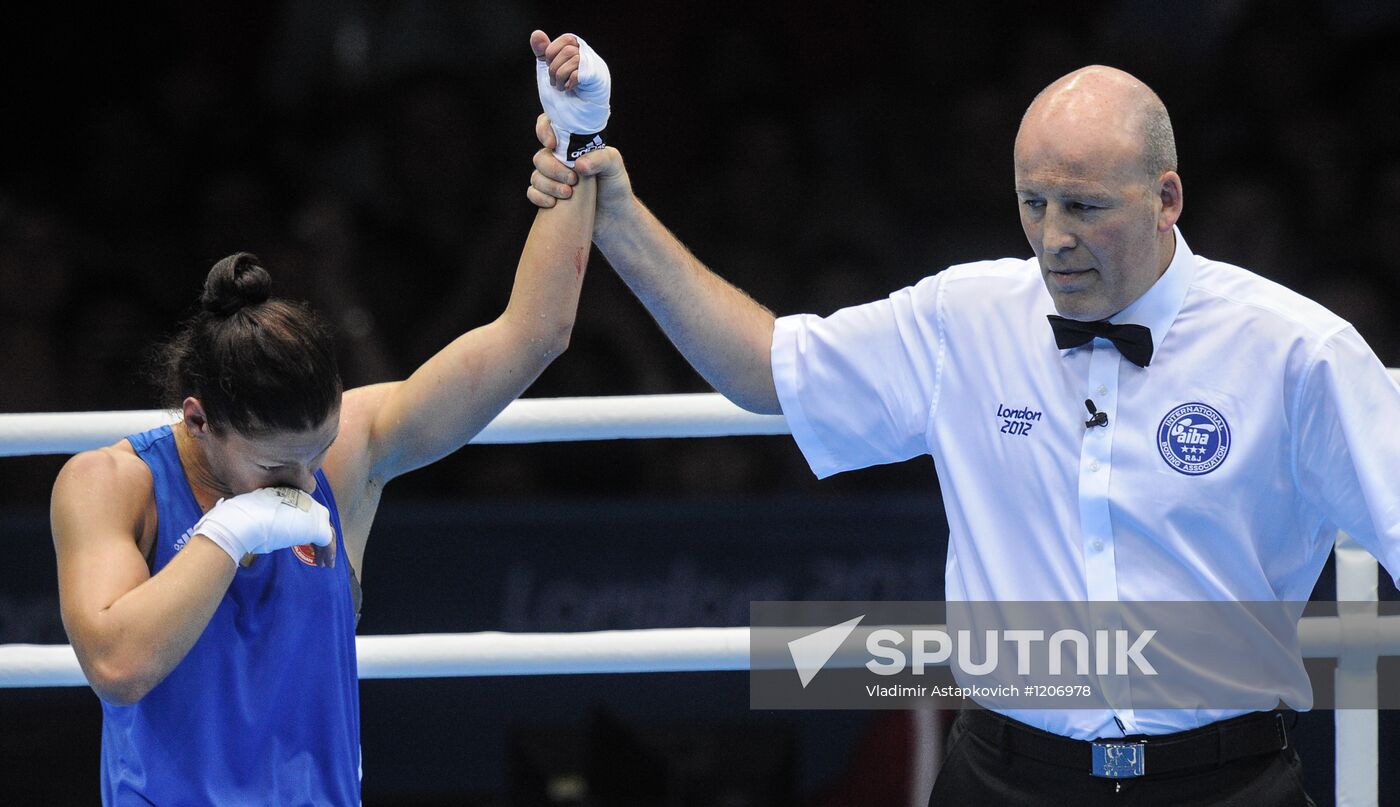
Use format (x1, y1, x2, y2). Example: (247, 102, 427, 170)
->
(1045, 226, 1195, 357)
(1110, 226, 1194, 342)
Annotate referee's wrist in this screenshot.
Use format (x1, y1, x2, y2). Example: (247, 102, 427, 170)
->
(592, 191, 644, 252)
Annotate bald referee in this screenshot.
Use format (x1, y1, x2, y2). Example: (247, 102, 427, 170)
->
(530, 48, 1400, 805)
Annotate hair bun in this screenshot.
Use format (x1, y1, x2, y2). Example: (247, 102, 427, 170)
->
(201, 252, 273, 316)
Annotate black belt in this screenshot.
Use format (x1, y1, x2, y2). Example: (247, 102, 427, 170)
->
(960, 710, 1290, 779)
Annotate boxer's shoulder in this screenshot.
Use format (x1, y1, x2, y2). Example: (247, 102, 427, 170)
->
(54, 442, 156, 539)
(59, 440, 150, 492)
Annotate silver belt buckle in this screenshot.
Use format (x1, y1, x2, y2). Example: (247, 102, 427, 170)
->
(1091, 741, 1146, 778)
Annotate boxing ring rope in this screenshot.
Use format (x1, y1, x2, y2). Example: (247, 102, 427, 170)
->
(3, 386, 1398, 807)
(5, 614, 1400, 684)
(0, 393, 790, 456)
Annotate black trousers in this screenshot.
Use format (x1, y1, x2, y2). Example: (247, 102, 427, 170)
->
(928, 712, 1316, 807)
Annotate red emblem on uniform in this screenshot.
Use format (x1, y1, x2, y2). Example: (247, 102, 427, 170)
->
(292, 544, 319, 566)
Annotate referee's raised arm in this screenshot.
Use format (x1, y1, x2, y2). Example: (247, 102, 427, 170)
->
(528, 107, 780, 415)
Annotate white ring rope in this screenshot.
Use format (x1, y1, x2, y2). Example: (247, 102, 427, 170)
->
(0, 393, 790, 457)
(6, 371, 1398, 456)
(0, 628, 754, 687)
(3, 616, 1400, 688)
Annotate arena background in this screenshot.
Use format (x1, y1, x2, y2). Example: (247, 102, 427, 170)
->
(1, 2, 1398, 803)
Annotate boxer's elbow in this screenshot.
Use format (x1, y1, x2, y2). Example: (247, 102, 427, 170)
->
(519, 313, 574, 367)
(89, 669, 155, 706)
(541, 316, 573, 362)
(499, 304, 575, 367)
(94, 682, 150, 707)
(81, 649, 162, 706)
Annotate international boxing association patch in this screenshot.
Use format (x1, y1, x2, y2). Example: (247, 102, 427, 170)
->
(1157, 402, 1231, 475)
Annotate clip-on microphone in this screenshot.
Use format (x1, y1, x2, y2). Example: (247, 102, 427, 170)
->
(1084, 399, 1109, 428)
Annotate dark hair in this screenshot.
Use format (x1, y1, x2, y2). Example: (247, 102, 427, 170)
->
(152, 252, 341, 435)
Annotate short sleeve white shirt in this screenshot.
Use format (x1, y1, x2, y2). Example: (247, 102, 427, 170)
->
(771, 227, 1400, 739)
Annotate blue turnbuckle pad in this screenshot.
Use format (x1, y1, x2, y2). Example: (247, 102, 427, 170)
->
(1091, 741, 1146, 778)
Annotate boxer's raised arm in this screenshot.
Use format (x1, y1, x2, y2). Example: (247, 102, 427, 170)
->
(355, 32, 602, 484)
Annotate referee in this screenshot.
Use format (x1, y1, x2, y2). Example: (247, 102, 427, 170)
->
(530, 51, 1398, 805)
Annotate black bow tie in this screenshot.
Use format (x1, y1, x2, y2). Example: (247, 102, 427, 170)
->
(1047, 315, 1154, 367)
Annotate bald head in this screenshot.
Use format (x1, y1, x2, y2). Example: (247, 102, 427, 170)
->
(1013, 65, 1185, 321)
(1018, 65, 1176, 182)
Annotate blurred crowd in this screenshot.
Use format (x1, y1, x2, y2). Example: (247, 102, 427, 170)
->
(2, 2, 1398, 504)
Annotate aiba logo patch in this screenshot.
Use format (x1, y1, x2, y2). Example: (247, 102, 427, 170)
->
(1157, 402, 1231, 475)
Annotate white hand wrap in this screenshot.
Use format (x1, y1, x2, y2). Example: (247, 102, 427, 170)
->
(535, 34, 611, 166)
(193, 487, 335, 565)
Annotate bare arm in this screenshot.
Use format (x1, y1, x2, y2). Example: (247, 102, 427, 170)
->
(596, 190, 780, 414)
(529, 120, 780, 414)
(53, 448, 238, 705)
(344, 33, 609, 484)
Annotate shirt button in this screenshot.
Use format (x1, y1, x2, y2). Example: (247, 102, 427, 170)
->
(1090, 461, 1101, 471)
(1096, 384, 1107, 395)
(1092, 540, 1105, 552)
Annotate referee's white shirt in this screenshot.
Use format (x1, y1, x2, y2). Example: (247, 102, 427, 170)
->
(771, 227, 1400, 740)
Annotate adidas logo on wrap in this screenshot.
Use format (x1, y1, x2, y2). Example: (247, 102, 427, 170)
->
(567, 130, 607, 160)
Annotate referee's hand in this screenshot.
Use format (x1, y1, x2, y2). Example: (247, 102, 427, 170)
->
(528, 112, 633, 216)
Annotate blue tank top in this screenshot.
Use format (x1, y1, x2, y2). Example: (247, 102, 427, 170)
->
(102, 425, 360, 805)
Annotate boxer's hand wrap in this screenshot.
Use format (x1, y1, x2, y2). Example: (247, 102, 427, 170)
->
(193, 487, 335, 565)
(536, 35, 611, 167)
